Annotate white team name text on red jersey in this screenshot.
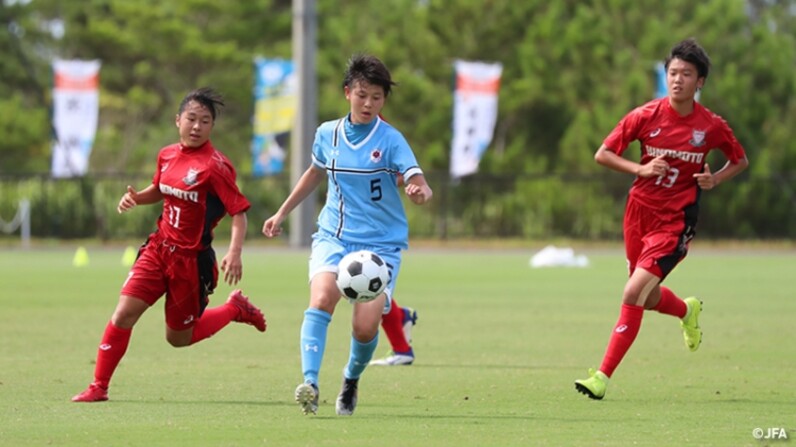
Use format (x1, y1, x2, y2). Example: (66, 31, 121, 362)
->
(645, 146, 704, 164)
(159, 184, 199, 202)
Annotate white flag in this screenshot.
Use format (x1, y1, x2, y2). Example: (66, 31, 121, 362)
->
(450, 60, 502, 179)
(51, 59, 101, 178)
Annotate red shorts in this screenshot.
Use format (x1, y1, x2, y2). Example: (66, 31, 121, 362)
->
(623, 195, 697, 279)
(121, 233, 218, 331)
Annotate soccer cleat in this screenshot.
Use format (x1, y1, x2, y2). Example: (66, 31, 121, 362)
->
(227, 289, 267, 332)
(335, 377, 359, 416)
(401, 307, 418, 344)
(295, 382, 319, 415)
(574, 368, 608, 400)
(369, 350, 414, 366)
(71, 383, 109, 402)
(681, 297, 703, 352)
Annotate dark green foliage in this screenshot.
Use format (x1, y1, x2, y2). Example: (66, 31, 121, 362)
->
(0, 0, 794, 239)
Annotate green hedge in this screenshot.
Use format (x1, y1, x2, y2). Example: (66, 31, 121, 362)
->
(0, 173, 793, 241)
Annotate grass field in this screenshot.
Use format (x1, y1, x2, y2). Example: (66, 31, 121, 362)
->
(0, 245, 793, 446)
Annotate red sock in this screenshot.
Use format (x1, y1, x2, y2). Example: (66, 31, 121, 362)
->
(654, 286, 687, 318)
(598, 304, 644, 378)
(382, 298, 411, 353)
(190, 303, 238, 344)
(93, 322, 132, 389)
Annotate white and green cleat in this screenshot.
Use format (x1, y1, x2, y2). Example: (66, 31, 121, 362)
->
(681, 297, 703, 352)
(574, 368, 609, 400)
(295, 382, 319, 415)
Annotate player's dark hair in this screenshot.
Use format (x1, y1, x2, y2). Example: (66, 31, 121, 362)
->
(665, 38, 711, 80)
(342, 54, 397, 97)
(178, 87, 225, 120)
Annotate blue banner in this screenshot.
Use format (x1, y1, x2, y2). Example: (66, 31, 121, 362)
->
(654, 62, 668, 99)
(251, 58, 296, 176)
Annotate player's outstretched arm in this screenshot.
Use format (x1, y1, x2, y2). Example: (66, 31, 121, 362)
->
(117, 184, 163, 213)
(262, 166, 325, 238)
(221, 212, 247, 285)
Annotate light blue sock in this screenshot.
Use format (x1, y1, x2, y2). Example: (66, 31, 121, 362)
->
(344, 333, 379, 380)
(300, 308, 332, 386)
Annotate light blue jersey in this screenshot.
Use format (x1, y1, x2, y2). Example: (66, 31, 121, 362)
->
(312, 115, 422, 249)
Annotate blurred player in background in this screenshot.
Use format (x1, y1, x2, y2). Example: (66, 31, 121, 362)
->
(370, 303, 417, 366)
(72, 87, 266, 403)
(575, 39, 748, 400)
(262, 54, 432, 416)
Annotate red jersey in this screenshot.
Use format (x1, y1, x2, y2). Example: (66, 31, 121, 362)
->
(604, 98, 746, 212)
(152, 141, 250, 251)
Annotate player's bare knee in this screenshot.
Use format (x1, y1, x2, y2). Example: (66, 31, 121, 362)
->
(622, 275, 659, 307)
(111, 296, 147, 328)
(350, 326, 378, 343)
(620, 286, 642, 306)
(310, 293, 340, 314)
(166, 334, 191, 348)
(110, 311, 139, 329)
(165, 329, 192, 347)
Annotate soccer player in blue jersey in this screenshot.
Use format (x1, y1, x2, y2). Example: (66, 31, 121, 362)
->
(262, 54, 433, 416)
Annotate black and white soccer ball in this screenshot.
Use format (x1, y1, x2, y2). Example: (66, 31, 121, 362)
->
(336, 250, 389, 303)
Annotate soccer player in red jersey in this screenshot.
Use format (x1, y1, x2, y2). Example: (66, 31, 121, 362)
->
(574, 39, 749, 400)
(72, 87, 267, 403)
(370, 302, 417, 366)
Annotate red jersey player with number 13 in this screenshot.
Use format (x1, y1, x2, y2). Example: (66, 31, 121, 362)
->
(575, 39, 749, 400)
(72, 87, 267, 403)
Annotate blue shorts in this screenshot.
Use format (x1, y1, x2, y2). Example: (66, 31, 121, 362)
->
(309, 231, 403, 313)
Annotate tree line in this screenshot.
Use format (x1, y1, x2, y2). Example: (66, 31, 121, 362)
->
(1, 0, 794, 239)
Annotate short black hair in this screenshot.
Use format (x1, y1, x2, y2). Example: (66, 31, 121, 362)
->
(342, 54, 397, 97)
(178, 87, 225, 120)
(665, 38, 711, 80)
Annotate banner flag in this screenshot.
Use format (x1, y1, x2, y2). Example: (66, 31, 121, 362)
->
(51, 59, 101, 178)
(450, 60, 502, 179)
(251, 57, 296, 176)
(654, 62, 668, 98)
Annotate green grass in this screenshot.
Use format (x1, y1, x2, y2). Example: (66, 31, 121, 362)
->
(0, 245, 793, 446)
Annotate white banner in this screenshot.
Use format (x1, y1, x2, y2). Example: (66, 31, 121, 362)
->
(450, 60, 502, 179)
(51, 59, 101, 178)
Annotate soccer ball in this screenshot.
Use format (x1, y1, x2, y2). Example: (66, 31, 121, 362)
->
(336, 250, 390, 303)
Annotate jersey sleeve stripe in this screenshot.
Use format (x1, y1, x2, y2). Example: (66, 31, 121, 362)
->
(311, 154, 325, 169)
(403, 167, 423, 180)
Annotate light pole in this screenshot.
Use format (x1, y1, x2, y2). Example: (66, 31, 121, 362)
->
(290, 0, 318, 247)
